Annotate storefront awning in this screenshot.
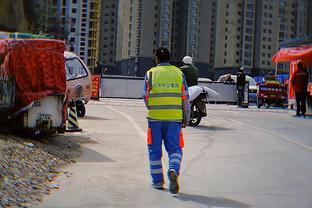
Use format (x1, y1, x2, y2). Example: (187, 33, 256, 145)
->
(272, 45, 312, 66)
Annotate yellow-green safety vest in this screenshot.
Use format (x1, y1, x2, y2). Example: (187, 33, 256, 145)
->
(146, 65, 184, 120)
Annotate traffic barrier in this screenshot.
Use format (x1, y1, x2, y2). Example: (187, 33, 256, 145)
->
(100, 75, 237, 103)
(66, 101, 82, 132)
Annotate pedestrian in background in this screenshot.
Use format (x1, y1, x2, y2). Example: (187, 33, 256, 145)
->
(142, 47, 191, 194)
(237, 67, 246, 106)
(180, 56, 198, 87)
(224, 74, 235, 83)
(291, 62, 309, 117)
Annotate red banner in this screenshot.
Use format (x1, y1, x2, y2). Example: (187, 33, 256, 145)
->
(308, 83, 312, 96)
(288, 62, 297, 100)
(91, 75, 101, 100)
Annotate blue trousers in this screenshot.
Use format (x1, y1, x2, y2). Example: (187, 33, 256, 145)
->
(147, 121, 184, 184)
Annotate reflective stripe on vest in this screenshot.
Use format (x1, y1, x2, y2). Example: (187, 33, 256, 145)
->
(146, 65, 183, 120)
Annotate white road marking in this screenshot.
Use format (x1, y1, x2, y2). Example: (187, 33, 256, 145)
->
(106, 105, 146, 140)
(227, 118, 312, 152)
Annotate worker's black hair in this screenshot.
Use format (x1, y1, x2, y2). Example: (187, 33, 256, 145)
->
(155, 47, 170, 62)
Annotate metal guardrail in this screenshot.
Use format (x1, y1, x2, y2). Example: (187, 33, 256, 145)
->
(100, 75, 237, 102)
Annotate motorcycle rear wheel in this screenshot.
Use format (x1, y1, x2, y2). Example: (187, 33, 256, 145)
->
(189, 103, 202, 126)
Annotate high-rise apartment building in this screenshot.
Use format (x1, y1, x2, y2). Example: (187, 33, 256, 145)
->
(115, 0, 212, 77)
(45, 0, 101, 68)
(100, 0, 311, 77)
(214, 0, 310, 78)
(214, 0, 246, 76)
(98, 0, 118, 73)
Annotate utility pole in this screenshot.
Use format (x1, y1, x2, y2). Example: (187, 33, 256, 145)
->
(275, 18, 280, 76)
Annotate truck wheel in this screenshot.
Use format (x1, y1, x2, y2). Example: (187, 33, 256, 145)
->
(76, 101, 86, 117)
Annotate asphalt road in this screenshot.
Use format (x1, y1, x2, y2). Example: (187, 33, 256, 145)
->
(38, 99, 312, 208)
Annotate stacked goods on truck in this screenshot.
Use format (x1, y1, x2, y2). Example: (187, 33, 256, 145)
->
(0, 38, 67, 134)
(257, 74, 287, 108)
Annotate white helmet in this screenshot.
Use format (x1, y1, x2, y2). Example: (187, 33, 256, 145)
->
(182, 56, 192, 65)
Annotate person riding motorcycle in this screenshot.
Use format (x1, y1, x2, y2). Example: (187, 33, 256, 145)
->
(180, 56, 198, 87)
(180, 56, 206, 126)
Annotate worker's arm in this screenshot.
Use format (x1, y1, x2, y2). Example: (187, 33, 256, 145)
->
(181, 74, 191, 127)
(142, 74, 150, 107)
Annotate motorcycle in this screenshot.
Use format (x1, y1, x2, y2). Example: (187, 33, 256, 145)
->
(188, 86, 219, 126)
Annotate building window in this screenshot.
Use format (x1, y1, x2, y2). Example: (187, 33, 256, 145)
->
(267, 61, 271, 65)
(262, 60, 265, 65)
(72, 8, 77, 13)
(245, 43, 251, 50)
(246, 19, 253, 26)
(244, 51, 251, 58)
(72, 0, 77, 3)
(247, 3, 253, 9)
(224, 59, 227, 64)
(246, 27, 252, 34)
(246, 11, 253, 18)
(245, 35, 252, 41)
(244, 60, 251, 65)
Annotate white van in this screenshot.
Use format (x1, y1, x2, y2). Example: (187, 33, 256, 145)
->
(64, 52, 92, 117)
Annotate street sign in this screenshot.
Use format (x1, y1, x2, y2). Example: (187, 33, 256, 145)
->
(91, 75, 101, 100)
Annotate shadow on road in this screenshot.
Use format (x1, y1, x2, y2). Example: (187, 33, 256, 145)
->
(175, 192, 251, 208)
(77, 146, 115, 163)
(195, 125, 233, 131)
